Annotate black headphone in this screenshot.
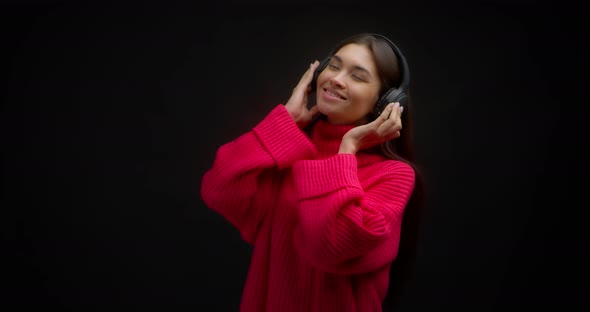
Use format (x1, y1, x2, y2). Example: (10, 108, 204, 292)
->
(311, 33, 410, 120)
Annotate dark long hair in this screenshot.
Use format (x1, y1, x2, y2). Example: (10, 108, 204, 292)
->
(306, 33, 426, 310)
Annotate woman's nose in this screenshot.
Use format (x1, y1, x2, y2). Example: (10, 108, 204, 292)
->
(329, 73, 346, 89)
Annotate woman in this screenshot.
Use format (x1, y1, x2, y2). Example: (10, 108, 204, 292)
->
(201, 33, 424, 311)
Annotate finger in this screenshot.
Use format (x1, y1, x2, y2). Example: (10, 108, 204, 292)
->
(376, 122, 393, 137)
(389, 102, 402, 120)
(377, 107, 398, 127)
(377, 117, 402, 137)
(374, 102, 395, 126)
(382, 129, 401, 141)
(389, 131, 401, 140)
(304, 60, 320, 84)
(387, 117, 402, 128)
(297, 60, 320, 90)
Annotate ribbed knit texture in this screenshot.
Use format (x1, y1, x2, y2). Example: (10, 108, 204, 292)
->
(201, 105, 415, 312)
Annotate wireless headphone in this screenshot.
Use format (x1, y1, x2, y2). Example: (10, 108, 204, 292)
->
(311, 33, 410, 120)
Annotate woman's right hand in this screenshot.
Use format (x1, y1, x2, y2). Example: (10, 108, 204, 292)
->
(339, 102, 403, 155)
(285, 60, 321, 128)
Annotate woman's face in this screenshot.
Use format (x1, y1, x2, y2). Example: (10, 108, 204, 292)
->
(315, 43, 382, 125)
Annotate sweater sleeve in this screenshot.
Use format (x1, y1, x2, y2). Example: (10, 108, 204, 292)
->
(201, 105, 316, 244)
(292, 154, 415, 274)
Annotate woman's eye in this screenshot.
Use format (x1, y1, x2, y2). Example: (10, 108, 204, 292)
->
(328, 64, 339, 70)
(352, 75, 365, 82)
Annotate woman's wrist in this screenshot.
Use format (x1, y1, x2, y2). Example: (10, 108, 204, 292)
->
(338, 140, 358, 155)
(284, 104, 295, 119)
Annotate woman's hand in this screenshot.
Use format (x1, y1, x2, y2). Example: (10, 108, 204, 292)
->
(339, 102, 404, 155)
(285, 60, 321, 128)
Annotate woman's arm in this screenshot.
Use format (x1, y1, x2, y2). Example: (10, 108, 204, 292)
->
(292, 155, 415, 274)
(201, 105, 316, 244)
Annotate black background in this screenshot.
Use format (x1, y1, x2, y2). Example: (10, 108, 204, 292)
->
(2, 0, 588, 311)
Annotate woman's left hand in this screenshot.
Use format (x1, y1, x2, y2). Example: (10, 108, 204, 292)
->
(284, 61, 321, 128)
(339, 102, 403, 155)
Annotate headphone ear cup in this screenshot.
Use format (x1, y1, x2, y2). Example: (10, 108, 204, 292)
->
(372, 88, 408, 120)
(311, 57, 330, 92)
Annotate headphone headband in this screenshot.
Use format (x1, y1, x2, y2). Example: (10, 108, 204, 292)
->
(369, 33, 410, 93)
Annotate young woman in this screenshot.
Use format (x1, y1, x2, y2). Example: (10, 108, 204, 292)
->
(201, 33, 424, 311)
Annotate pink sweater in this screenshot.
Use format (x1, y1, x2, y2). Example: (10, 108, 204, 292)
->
(201, 105, 415, 312)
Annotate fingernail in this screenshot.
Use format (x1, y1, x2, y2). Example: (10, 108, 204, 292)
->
(395, 102, 400, 107)
(400, 106, 404, 113)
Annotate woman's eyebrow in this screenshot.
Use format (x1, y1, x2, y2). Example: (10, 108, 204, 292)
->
(331, 55, 372, 76)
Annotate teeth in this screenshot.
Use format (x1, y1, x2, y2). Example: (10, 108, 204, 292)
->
(326, 90, 343, 99)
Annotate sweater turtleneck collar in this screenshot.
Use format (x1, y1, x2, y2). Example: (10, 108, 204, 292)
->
(310, 119, 387, 166)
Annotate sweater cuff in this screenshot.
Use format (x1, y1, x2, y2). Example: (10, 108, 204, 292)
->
(253, 105, 316, 169)
(293, 154, 362, 199)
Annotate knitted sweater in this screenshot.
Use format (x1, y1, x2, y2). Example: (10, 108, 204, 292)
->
(201, 105, 415, 312)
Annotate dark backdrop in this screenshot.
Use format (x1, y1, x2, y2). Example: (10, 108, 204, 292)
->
(2, 0, 588, 311)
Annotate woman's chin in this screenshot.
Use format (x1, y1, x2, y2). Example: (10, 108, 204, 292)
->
(316, 100, 336, 115)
